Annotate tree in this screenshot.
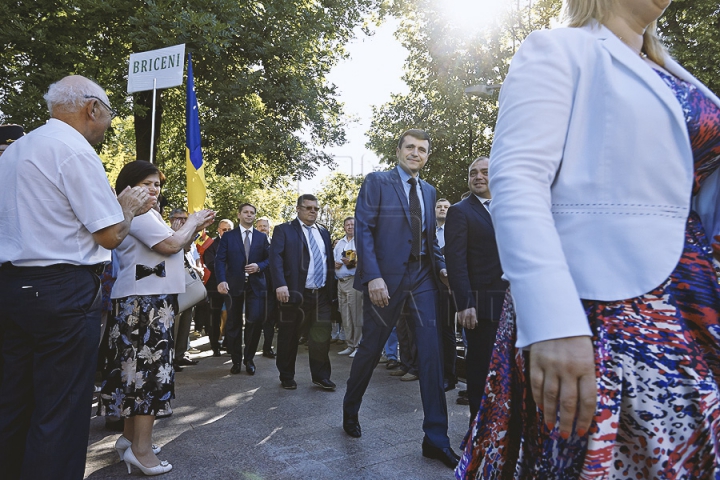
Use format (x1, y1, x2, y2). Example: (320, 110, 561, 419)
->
(0, 0, 381, 185)
(315, 172, 363, 240)
(366, 0, 560, 203)
(661, 0, 720, 94)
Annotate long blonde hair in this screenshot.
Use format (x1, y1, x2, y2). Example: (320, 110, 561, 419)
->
(563, 0, 666, 66)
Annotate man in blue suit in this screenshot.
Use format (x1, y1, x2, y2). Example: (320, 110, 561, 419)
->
(445, 157, 508, 420)
(216, 203, 270, 375)
(342, 129, 459, 469)
(270, 194, 336, 391)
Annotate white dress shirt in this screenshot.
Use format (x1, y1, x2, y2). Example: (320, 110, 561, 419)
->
(334, 236, 356, 278)
(0, 119, 124, 266)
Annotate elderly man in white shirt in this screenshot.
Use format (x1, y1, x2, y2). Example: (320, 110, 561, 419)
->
(335, 217, 363, 357)
(0, 75, 153, 480)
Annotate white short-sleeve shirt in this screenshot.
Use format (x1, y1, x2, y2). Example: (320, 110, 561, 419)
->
(0, 119, 124, 266)
(112, 209, 185, 298)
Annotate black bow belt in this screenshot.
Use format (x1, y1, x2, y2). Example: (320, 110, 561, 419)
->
(136, 261, 166, 280)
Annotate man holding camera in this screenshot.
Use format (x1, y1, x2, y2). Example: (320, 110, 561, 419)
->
(334, 217, 362, 356)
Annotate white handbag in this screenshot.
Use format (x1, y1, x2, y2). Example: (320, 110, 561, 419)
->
(177, 260, 207, 313)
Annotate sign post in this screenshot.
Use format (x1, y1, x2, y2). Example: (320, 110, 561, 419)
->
(127, 44, 185, 162)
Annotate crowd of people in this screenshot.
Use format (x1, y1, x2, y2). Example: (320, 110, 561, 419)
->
(2, 0, 720, 478)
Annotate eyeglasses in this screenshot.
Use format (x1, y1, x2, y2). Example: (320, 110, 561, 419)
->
(84, 95, 117, 119)
(299, 206, 320, 212)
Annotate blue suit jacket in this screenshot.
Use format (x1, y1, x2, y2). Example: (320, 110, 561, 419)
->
(215, 228, 270, 297)
(445, 195, 507, 321)
(353, 167, 445, 297)
(269, 218, 335, 305)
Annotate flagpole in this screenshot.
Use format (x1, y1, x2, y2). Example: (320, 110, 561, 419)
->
(149, 78, 157, 163)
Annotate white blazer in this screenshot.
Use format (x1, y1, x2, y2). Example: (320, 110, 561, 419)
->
(489, 22, 720, 349)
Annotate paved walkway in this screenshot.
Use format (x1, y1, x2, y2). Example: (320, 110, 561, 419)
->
(85, 336, 471, 479)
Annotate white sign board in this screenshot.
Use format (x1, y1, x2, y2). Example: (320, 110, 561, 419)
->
(127, 44, 185, 93)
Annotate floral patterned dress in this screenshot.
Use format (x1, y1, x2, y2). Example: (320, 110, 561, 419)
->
(455, 70, 720, 479)
(99, 295, 176, 417)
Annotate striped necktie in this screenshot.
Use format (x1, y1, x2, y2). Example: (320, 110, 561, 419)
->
(304, 224, 325, 288)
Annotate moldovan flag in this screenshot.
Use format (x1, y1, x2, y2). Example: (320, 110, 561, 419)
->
(185, 53, 206, 212)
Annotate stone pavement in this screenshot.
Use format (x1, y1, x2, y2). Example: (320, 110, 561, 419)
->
(85, 336, 471, 479)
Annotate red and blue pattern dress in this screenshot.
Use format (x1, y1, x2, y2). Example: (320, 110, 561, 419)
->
(455, 69, 720, 479)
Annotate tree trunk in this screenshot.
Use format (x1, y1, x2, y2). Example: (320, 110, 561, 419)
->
(134, 89, 163, 164)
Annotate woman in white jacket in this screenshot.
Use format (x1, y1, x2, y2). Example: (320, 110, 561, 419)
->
(456, 0, 720, 478)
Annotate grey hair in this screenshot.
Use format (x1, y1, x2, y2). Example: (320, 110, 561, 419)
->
(219, 219, 235, 229)
(43, 77, 105, 116)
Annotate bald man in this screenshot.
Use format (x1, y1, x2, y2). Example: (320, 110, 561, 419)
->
(0, 75, 153, 480)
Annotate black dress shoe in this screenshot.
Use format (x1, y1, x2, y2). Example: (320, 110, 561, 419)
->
(281, 379, 297, 389)
(173, 363, 184, 372)
(262, 349, 276, 358)
(343, 412, 361, 438)
(458, 389, 468, 397)
(386, 359, 400, 370)
(212, 350, 222, 357)
(298, 336, 308, 345)
(312, 378, 336, 390)
(421, 439, 460, 469)
(245, 360, 256, 375)
(230, 363, 242, 374)
(176, 357, 199, 366)
(456, 396, 470, 406)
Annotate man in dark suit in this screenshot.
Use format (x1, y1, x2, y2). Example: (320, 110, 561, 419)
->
(201, 218, 233, 357)
(216, 203, 270, 375)
(445, 156, 508, 420)
(269, 194, 336, 391)
(342, 129, 459, 469)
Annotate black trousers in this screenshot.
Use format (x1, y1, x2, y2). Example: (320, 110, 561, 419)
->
(225, 286, 265, 365)
(0, 264, 101, 480)
(208, 291, 227, 352)
(276, 288, 332, 381)
(438, 287, 457, 383)
(465, 318, 500, 420)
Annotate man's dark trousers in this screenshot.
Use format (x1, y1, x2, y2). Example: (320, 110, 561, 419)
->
(226, 284, 265, 365)
(344, 258, 449, 448)
(0, 265, 101, 480)
(438, 287, 457, 384)
(465, 318, 500, 420)
(276, 287, 332, 381)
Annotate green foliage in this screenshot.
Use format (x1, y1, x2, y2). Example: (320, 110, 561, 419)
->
(366, 0, 559, 203)
(661, 0, 720, 93)
(315, 172, 363, 239)
(367, 0, 720, 204)
(0, 0, 381, 184)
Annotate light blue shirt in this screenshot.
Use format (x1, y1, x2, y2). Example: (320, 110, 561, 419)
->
(299, 220, 327, 289)
(397, 166, 427, 254)
(436, 224, 445, 249)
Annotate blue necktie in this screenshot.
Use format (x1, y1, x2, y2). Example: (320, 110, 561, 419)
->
(304, 224, 325, 288)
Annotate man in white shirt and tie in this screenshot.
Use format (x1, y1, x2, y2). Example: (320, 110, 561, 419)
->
(216, 203, 271, 375)
(269, 194, 336, 391)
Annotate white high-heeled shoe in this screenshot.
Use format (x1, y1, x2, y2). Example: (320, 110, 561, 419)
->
(123, 447, 172, 476)
(114, 435, 161, 461)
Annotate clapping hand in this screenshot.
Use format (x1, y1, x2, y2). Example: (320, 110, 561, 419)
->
(118, 186, 155, 216)
(190, 209, 216, 231)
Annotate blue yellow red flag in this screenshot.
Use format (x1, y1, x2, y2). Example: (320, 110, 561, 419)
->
(186, 53, 206, 212)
